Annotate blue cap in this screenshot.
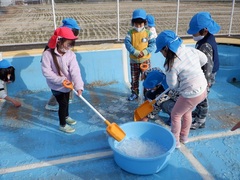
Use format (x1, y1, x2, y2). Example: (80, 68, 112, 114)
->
(0, 59, 11, 68)
(155, 30, 182, 53)
(62, 18, 80, 30)
(187, 12, 220, 35)
(132, 9, 147, 20)
(146, 14, 155, 27)
(143, 71, 168, 90)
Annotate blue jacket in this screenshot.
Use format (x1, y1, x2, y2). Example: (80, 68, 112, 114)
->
(196, 33, 219, 73)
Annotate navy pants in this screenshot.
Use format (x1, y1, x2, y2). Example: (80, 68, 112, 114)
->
(52, 90, 70, 126)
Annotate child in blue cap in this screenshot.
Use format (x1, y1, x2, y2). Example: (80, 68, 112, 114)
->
(0, 59, 21, 107)
(187, 12, 220, 130)
(155, 30, 208, 148)
(141, 67, 169, 121)
(44, 18, 81, 111)
(124, 8, 156, 101)
(140, 67, 180, 125)
(146, 14, 157, 39)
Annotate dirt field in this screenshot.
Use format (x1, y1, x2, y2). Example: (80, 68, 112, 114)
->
(0, 1, 240, 47)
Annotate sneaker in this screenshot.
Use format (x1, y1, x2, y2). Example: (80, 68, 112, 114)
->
(190, 121, 205, 130)
(66, 117, 77, 125)
(59, 124, 75, 133)
(180, 136, 189, 144)
(175, 141, 181, 149)
(127, 92, 138, 101)
(45, 104, 58, 111)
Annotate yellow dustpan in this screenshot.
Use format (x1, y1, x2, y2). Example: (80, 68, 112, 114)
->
(63, 81, 126, 141)
(134, 88, 170, 121)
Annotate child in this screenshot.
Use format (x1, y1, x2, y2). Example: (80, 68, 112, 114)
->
(143, 68, 179, 126)
(187, 12, 220, 130)
(44, 18, 81, 111)
(155, 30, 208, 148)
(142, 68, 180, 125)
(146, 14, 157, 38)
(0, 59, 21, 107)
(141, 68, 180, 126)
(41, 27, 84, 133)
(141, 67, 169, 121)
(124, 8, 156, 101)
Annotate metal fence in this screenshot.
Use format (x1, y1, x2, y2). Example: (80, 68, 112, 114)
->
(0, 0, 239, 47)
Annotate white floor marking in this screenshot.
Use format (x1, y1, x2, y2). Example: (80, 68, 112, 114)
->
(188, 130, 240, 143)
(0, 129, 239, 177)
(0, 151, 113, 175)
(180, 146, 215, 180)
(180, 129, 240, 180)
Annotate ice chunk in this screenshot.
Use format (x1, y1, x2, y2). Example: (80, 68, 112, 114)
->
(115, 137, 168, 158)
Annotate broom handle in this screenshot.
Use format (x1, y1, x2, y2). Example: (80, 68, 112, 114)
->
(72, 89, 107, 122)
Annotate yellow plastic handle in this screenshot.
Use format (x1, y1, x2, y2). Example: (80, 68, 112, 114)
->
(62, 80, 73, 90)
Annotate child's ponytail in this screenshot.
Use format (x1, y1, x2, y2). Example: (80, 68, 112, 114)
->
(51, 49, 61, 76)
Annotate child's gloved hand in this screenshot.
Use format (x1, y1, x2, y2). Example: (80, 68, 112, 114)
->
(133, 50, 140, 58)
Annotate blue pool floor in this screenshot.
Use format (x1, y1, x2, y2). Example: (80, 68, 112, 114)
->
(0, 79, 240, 179)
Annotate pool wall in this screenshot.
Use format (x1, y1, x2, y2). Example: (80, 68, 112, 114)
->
(3, 44, 165, 96)
(217, 44, 240, 83)
(2, 39, 240, 96)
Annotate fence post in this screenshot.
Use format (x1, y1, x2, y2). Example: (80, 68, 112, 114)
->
(51, 0, 57, 30)
(117, 0, 120, 41)
(228, 0, 235, 36)
(175, 0, 180, 34)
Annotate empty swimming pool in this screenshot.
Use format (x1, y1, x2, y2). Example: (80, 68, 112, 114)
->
(0, 39, 240, 179)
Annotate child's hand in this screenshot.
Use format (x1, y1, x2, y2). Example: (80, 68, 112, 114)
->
(5, 96, 21, 107)
(62, 80, 74, 90)
(12, 99, 21, 107)
(77, 89, 83, 96)
(63, 79, 72, 86)
(142, 117, 148, 122)
(138, 51, 144, 58)
(133, 50, 140, 58)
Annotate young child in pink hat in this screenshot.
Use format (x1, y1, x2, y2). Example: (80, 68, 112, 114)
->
(44, 18, 81, 112)
(41, 27, 84, 133)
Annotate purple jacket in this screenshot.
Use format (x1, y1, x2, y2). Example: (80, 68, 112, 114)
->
(41, 48, 84, 92)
